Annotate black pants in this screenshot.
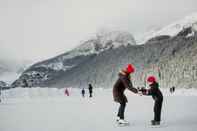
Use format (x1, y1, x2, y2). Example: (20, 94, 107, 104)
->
(154, 100, 162, 121)
(89, 91, 93, 97)
(117, 102, 126, 119)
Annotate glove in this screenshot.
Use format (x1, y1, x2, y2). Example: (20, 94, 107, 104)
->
(138, 87, 147, 95)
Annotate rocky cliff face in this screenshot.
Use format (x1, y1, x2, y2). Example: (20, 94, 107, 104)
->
(141, 30, 197, 89)
(53, 29, 197, 89)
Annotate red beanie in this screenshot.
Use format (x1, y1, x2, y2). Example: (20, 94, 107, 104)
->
(126, 64, 135, 74)
(147, 76, 156, 83)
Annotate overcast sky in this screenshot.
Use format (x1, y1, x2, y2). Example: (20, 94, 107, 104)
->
(0, 0, 197, 62)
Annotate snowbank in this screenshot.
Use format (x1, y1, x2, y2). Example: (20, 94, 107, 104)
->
(1, 87, 197, 101)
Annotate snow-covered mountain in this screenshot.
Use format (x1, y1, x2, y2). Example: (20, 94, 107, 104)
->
(137, 13, 197, 44)
(62, 30, 136, 61)
(28, 31, 136, 74)
(11, 31, 136, 87)
(12, 13, 197, 89)
(31, 31, 136, 71)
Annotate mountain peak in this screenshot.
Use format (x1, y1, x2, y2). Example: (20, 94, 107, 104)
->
(97, 30, 136, 46)
(155, 12, 197, 36)
(75, 30, 136, 54)
(137, 12, 197, 44)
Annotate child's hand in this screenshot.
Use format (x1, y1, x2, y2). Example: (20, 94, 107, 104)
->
(137, 87, 147, 95)
(136, 87, 143, 96)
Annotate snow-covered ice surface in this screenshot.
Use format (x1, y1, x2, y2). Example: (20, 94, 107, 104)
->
(0, 87, 197, 131)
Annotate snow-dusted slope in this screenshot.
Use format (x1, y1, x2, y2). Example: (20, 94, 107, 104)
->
(96, 30, 136, 47)
(137, 13, 197, 44)
(32, 30, 136, 71)
(66, 30, 136, 59)
(13, 26, 197, 88)
(12, 30, 136, 87)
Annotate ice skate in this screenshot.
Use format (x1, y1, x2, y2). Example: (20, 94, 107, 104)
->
(118, 119, 130, 126)
(116, 117, 120, 122)
(151, 120, 160, 126)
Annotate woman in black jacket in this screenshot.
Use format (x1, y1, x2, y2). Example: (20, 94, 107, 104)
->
(113, 64, 138, 124)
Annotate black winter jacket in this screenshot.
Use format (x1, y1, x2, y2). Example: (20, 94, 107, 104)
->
(147, 82, 163, 102)
(113, 71, 138, 103)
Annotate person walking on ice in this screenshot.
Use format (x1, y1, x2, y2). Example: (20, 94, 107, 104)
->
(81, 88, 85, 98)
(64, 88, 69, 96)
(139, 76, 163, 126)
(113, 64, 138, 125)
(88, 84, 93, 98)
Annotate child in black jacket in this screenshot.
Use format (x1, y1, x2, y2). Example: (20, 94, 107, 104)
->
(139, 76, 163, 125)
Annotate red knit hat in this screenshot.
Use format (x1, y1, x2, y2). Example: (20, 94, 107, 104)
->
(126, 64, 135, 74)
(147, 76, 156, 83)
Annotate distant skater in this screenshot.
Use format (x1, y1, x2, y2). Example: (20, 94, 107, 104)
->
(81, 88, 85, 98)
(65, 88, 69, 96)
(170, 86, 175, 94)
(88, 84, 93, 97)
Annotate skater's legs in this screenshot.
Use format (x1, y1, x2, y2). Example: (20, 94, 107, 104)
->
(154, 100, 162, 121)
(117, 102, 126, 119)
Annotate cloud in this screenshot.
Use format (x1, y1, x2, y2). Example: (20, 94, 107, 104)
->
(0, 0, 197, 61)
